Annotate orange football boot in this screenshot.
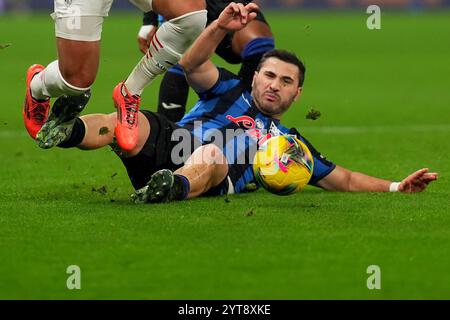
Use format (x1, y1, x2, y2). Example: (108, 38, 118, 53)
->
(112, 81, 141, 152)
(23, 64, 50, 139)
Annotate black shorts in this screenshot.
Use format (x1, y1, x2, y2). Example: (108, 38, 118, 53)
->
(119, 111, 232, 195)
(119, 111, 186, 190)
(206, 0, 269, 64)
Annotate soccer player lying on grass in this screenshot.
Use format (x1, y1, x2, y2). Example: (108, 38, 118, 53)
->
(136, 0, 274, 123)
(24, 0, 207, 152)
(29, 2, 438, 203)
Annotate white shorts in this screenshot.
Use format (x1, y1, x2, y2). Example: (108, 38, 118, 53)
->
(53, 0, 153, 41)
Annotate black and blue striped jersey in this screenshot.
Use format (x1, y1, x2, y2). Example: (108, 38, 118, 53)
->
(177, 67, 336, 193)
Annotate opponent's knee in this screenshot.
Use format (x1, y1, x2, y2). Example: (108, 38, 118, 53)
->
(152, 0, 206, 20)
(156, 10, 207, 64)
(40, 61, 91, 97)
(169, 9, 207, 43)
(60, 67, 96, 89)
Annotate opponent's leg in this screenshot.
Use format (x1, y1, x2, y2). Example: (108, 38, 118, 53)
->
(25, 0, 112, 140)
(30, 40, 98, 101)
(39, 0, 111, 95)
(25, 57, 93, 144)
(114, 0, 207, 152)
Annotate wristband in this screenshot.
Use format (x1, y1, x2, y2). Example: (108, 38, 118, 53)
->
(389, 182, 401, 192)
(138, 25, 155, 40)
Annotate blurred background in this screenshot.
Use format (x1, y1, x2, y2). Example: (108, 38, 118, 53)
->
(0, 0, 449, 12)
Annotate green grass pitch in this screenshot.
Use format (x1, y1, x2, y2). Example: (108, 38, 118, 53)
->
(0, 10, 449, 299)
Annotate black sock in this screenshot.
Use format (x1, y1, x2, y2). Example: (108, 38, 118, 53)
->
(170, 174, 190, 201)
(57, 118, 86, 149)
(157, 65, 189, 122)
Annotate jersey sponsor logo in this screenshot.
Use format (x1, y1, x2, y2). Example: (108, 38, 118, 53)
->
(226, 115, 255, 129)
(225, 115, 274, 146)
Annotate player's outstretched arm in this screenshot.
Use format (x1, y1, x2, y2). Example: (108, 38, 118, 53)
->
(316, 166, 438, 193)
(180, 2, 259, 92)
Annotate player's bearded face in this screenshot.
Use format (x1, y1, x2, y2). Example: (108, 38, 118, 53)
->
(251, 58, 301, 119)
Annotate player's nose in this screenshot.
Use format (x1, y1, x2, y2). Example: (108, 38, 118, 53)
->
(269, 80, 281, 91)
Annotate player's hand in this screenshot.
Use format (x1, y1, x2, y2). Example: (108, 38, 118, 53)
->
(398, 168, 438, 193)
(217, 2, 259, 32)
(137, 25, 157, 54)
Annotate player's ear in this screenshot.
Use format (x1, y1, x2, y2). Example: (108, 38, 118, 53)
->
(294, 87, 302, 101)
(251, 71, 258, 88)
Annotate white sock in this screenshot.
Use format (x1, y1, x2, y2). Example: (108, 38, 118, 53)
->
(30, 60, 90, 100)
(124, 10, 207, 95)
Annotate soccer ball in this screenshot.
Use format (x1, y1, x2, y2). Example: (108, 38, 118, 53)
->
(253, 135, 314, 195)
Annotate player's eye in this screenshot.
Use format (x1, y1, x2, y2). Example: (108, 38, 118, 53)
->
(264, 72, 276, 79)
(283, 78, 294, 85)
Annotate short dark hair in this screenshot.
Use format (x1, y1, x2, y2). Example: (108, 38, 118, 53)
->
(256, 50, 306, 87)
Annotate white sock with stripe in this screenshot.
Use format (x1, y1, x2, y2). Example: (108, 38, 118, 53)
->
(30, 60, 90, 100)
(124, 10, 207, 96)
